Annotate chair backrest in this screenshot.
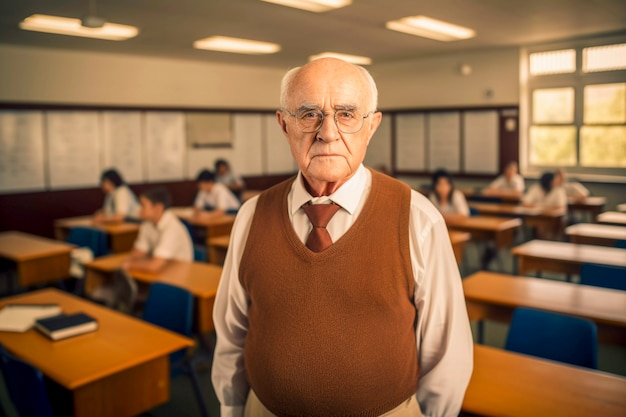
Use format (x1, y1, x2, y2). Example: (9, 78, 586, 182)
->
(615, 239, 626, 249)
(0, 344, 54, 417)
(142, 283, 193, 371)
(193, 246, 208, 263)
(580, 263, 626, 291)
(66, 226, 108, 257)
(505, 307, 598, 369)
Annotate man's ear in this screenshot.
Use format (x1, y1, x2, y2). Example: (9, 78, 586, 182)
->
(276, 110, 289, 136)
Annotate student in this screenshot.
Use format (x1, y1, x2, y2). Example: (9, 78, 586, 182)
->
(485, 161, 525, 195)
(429, 168, 470, 218)
(94, 168, 140, 222)
(194, 169, 241, 214)
(122, 187, 193, 273)
(555, 168, 589, 201)
(215, 159, 245, 199)
(522, 171, 568, 210)
(212, 58, 472, 417)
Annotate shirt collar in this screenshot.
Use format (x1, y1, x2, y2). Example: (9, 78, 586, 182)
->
(290, 164, 369, 216)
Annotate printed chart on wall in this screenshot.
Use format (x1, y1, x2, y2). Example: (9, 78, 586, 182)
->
(46, 111, 101, 189)
(102, 111, 144, 183)
(0, 110, 46, 193)
(145, 112, 185, 182)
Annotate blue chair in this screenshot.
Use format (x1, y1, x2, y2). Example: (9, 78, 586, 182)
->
(66, 227, 109, 257)
(181, 219, 208, 262)
(505, 307, 598, 369)
(142, 283, 209, 417)
(0, 344, 54, 417)
(580, 263, 626, 291)
(615, 239, 626, 249)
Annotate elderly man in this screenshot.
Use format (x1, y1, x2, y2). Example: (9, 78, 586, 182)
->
(212, 58, 473, 417)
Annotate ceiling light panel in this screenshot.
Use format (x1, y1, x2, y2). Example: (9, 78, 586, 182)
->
(386, 15, 475, 42)
(19, 14, 138, 41)
(193, 36, 281, 55)
(260, 0, 352, 13)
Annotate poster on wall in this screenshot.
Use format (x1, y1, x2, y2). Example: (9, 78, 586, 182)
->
(102, 111, 144, 183)
(0, 111, 46, 193)
(46, 111, 101, 189)
(145, 111, 185, 182)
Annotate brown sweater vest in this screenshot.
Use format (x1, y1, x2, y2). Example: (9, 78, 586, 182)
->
(240, 170, 418, 417)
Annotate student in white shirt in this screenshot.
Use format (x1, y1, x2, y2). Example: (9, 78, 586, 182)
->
(522, 171, 568, 210)
(215, 159, 246, 200)
(122, 187, 193, 273)
(94, 168, 140, 223)
(194, 169, 241, 214)
(555, 168, 589, 201)
(428, 168, 470, 218)
(485, 161, 525, 195)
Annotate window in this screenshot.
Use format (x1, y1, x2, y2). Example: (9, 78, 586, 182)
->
(523, 36, 626, 178)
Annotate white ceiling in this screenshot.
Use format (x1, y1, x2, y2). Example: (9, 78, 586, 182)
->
(1, 0, 625, 69)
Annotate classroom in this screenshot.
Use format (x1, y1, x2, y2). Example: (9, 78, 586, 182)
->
(0, 1, 625, 416)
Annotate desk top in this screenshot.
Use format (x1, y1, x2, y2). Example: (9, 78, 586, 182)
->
(85, 254, 222, 299)
(446, 215, 523, 232)
(618, 203, 626, 213)
(170, 207, 236, 227)
(0, 231, 75, 261)
(463, 271, 626, 327)
(463, 344, 626, 417)
(448, 230, 471, 244)
(468, 202, 566, 218)
(463, 188, 522, 203)
(54, 216, 140, 235)
(565, 223, 626, 240)
(511, 240, 626, 267)
(567, 196, 607, 208)
(598, 211, 626, 225)
(0, 288, 192, 390)
(208, 235, 230, 249)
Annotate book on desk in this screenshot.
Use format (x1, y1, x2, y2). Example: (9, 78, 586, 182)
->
(35, 313, 98, 341)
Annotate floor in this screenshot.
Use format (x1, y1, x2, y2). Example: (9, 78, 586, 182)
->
(1, 224, 625, 416)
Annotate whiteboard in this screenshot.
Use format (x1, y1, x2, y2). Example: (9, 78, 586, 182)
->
(364, 114, 391, 171)
(463, 111, 499, 174)
(232, 113, 263, 175)
(101, 111, 144, 183)
(396, 113, 425, 171)
(46, 111, 101, 189)
(263, 114, 296, 174)
(145, 112, 185, 182)
(428, 112, 460, 172)
(0, 111, 46, 193)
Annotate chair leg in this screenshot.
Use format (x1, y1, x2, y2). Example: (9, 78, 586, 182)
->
(187, 357, 210, 417)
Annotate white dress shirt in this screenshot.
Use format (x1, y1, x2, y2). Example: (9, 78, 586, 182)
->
(488, 174, 525, 192)
(133, 210, 193, 261)
(103, 185, 140, 218)
(194, 183, 241, 211)
(428, 189, 470, 216)
(211, 165, 473, 417)
(522, 183, 568, 209)
(563, 181, 589, 199)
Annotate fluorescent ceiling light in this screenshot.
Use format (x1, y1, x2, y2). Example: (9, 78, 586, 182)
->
(19, 14, 138, 41)
(309, 52, 372, 65)
(194, 36, 281, 55)
(260, 0, 352, 13)
(386, 15, 475, 42)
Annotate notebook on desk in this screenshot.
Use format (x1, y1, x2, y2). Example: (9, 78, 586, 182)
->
(0, 304, 62, 332)
(35, 312, 98, 341)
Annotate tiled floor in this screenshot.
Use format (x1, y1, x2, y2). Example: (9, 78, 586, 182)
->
(1, 226, 625, 416)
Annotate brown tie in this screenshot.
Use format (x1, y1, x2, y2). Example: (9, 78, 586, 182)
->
(302, 203, 341, 252)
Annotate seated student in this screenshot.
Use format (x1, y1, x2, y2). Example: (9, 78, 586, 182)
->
(94, 168, 140, 223)
(485, 161, 525, 195)
(194, 169, 241, 215)
(555, 168, 589, 201)
(522, 171, 568, 210)
(429, 168, 470, 219)
(215, 159, 245, 200)
(122, 187, 194, 273)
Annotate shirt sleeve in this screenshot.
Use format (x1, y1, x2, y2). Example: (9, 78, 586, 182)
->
(133, 223, 151, 253)
(488, 176, 504, 189)
(453, 190, 470, 216)
(211, 199, 258, 417)
(113, 187, 131, 216)
(515, 175, 525, 192)
(193, 191, 205, 209)
(410, 194, 474, 417)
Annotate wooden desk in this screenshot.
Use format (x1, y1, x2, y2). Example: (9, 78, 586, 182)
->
(463, 345, 626, 417)
(511, 240, 626, 276)
(566, 223, 626, 247)
(207, 235, 230, 265)
(448, 231, 470, 264)
(598, 211, 626, 226)
(241, 189, 262, 202)
(54, 216, 139, 253)
(85, 254, 222, 334)
(463, 188, 522, 204)
(445, 215, 522, 250)
(468, 202, 566, 237)
(463, 271, 626, 345)
(0, 231, 74, 287)
(170, 207, 236, 240)
(0, 289, 192, 417)
(567, 196, 606, 222)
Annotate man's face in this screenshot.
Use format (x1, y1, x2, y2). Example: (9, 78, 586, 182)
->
(277, 59, 382, 191)
(139, 196, 162, 223)
(198, 181, 214, 193)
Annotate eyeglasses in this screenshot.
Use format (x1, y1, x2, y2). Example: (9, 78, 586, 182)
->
(282, 108, 373, 134)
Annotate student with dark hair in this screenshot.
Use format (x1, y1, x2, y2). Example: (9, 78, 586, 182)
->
(428, 168, 470, 218)
(121, 187, 193, 273)
(94, 168, 140, 223)
(194, 169, 241, 215)
(485, 161, 525, 196)
(214, 159, 245, 198)
(555, 168, 589, 202)
(522, 171, 567, 209)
